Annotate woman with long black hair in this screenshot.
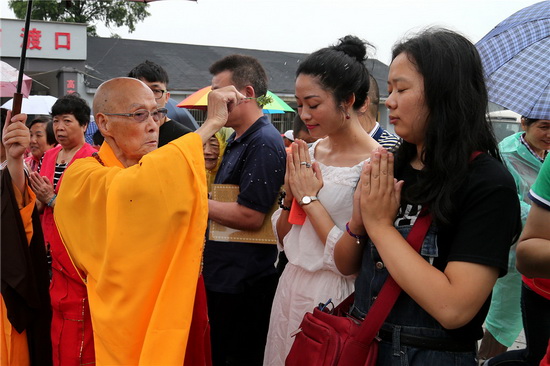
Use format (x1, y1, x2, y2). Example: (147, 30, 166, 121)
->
(264, 35, 380, 365)
(335, 28, 522, 365)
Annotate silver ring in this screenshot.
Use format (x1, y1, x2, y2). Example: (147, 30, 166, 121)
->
(300, 161, 312, 168)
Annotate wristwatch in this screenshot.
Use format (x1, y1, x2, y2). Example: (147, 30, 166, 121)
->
(299, 196, 318, 206)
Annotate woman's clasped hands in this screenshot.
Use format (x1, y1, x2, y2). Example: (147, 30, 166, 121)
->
(358, 147, 404, 234)
(29, 172, 55, 205)
(286, 139, 323, 203)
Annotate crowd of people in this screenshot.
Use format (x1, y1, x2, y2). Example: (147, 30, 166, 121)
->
(1, 26, 549, 366)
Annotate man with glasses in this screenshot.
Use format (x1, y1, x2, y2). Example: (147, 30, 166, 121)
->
(53, 77, 243, 365)
(128, 60, 195, 146)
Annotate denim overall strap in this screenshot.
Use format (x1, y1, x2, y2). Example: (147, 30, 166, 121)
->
(356, 210, 432, 343)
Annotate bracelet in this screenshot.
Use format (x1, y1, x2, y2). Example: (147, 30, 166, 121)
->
(278, 191, 291, 211)
(345, 221, 367, 245)
(47, 194, 57, 207)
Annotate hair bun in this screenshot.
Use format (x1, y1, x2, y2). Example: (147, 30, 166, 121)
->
(333, 35, 367, 62)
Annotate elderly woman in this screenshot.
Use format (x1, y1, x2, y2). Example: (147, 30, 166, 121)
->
(29, 94, 96, 366)
(24, 116, 56, 172)
(204, 127, 232, 192)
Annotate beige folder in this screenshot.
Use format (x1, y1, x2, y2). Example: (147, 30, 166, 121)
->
(208, 184, 278, 244)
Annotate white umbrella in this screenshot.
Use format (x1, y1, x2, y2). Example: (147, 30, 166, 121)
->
(1, 95, 57, 115)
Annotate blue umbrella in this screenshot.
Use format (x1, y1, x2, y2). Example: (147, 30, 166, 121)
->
(476, 0, 550, 119)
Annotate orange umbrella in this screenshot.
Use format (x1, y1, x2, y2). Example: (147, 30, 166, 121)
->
(178, 87, 294, 114)
(177, 86, 211, 110)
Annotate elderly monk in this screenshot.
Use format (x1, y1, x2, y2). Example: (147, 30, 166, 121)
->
(53, 77, 243, 365)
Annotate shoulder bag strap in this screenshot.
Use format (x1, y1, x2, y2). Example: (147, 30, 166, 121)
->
(356, 209, 432, 343)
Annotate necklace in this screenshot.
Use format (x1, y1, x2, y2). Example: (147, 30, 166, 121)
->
(58, 143, 86, 165)
(58, 153, 68, 164)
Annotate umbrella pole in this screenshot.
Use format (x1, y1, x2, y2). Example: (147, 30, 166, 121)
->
(12, 0, 33, 116)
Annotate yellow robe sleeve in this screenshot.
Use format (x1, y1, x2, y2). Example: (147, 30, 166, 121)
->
(1, 183, 35, 366)
(54, 133, 208, 365)
(15, 183, 36, 244)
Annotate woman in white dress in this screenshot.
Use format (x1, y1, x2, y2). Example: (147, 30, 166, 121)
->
(263, 35, 381, 365)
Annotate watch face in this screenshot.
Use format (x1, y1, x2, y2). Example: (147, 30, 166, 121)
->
(302, 196, 312, 205)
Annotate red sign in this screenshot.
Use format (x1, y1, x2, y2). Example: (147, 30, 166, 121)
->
(55, 32, 71, 50)
(20, 27, 43, 50)
(66, 79, 76, 94)
(20, 27, 73, 51)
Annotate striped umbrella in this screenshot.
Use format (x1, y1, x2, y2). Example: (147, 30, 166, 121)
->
(177, 87, 294, 114)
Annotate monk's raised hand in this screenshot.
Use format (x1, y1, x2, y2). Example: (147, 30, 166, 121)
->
(207, 86, 246, 128)
(2, 111, 29, 159)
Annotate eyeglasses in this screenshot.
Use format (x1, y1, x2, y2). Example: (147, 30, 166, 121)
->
(152, 89, 167, 99)
(103, 108, 168, 123)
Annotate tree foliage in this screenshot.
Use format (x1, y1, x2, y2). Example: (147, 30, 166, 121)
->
(8, 0, 151, 36)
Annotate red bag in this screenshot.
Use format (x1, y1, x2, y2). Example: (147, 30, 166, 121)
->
(285, 212, 432, 366)
(285, 294, 378, 366)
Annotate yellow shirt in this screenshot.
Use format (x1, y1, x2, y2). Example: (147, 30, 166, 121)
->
(205, 127, 232, 192)
(54, 133, 208, 365)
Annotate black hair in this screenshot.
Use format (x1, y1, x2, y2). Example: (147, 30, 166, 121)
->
(29, 116, 57, 145)
(51, 93, 90, 127)
(296, 35, 373, 109)
(209, 54, 268, 98)
(127, 60, 169, 86)
(93, 129, 104, 146)
(522, 116, 543, 127)
(392, 28, 499, 225)
(28, 116, 50, 128)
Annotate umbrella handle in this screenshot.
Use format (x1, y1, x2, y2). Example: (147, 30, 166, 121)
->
(12, 93, 23, 116)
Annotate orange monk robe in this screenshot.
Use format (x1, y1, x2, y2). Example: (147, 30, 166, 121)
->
(1, 183, 34, 366)
(54, 133, 208, 365)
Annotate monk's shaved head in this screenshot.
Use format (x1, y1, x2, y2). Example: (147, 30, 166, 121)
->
(93, 77, 152, 116)
(93, 77, 159, 167)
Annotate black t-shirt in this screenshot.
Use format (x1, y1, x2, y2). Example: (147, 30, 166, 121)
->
(394, 153, 521, 340)
(158, 119, 192, 147)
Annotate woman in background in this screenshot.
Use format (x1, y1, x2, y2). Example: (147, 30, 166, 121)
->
(204, 127, 232, 192)
(485, 119, 550, 366)
(29, 94, 96, 366)
(480, 116, 549, 361)
(24, 116, 56, 172)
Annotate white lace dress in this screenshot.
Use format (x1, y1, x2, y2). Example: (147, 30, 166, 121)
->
(263, 140, 364, 366)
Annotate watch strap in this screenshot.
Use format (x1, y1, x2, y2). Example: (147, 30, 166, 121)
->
(299, 195, 318, 205)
